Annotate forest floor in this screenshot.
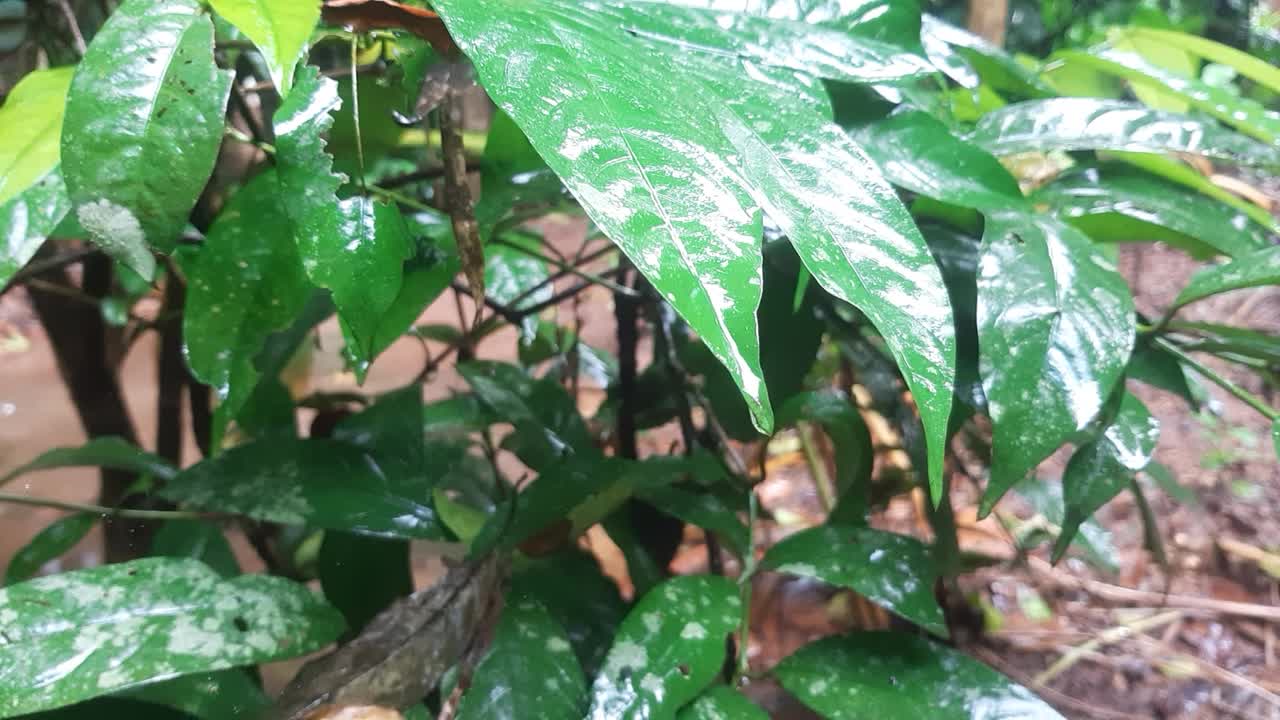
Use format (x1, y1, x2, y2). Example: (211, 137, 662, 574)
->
(0, 219, 1277, 718)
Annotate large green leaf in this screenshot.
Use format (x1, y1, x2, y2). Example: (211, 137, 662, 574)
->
(1168, 321, 1280, 367)
(969, 98, 1280, 169)
(588, 575, 741, 720)
(921, 14, 1055, 98)
(775, 632, 1064, 719)
(456, 597, 587, 720)
(272, 66, 411, 362)
(0, 168, 71, 288)
(0, 67, 73, 205)
(1034, 168, 1271, 259)
(0, 437, 177, 487)
(160, 438, 443, 539)
(677, 686, 769, 720)
(1111, 151, 1279, 233)
(636, 483, 749, 557)
(61, 0, 233, 277)
(150, 520, 241, 578)
(1054, 393, 1160, 561)
(854, 109, 1026, 214)
(1125, 27, 1280, 95)
(760, 524, 945, 635)
(0, 558, 344, 717)
(977, 212, 1135, 514)
(433, 0, 772, 431)
(3, 514, 96, 586)
(510, 550, 627, 678)
(125, 669, 268, 720)
(1060, 49, 1280, 144)
(1172, 246, 1280, 309)
(184, 170, 313, 436)
(207, 0, 319, 98)
(318, 532, 412, 634)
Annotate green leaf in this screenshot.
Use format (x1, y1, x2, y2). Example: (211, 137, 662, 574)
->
(1060, 49, 1280, 144)
(0, 436, 177, 487)
(969, 98, 1280, 169)
(977, 212, 1135, 515)
(677, 686, 769, 720)
(20, 698, 198, 719)
(1111, 151, 1279, 233)
(1142, 461, 1198, 506)
(1054, 393, 1160, 561)
(1169, 321, 1280, 367)
(318, 532, 412, 634)
(921, 14, 1055, 98)
(588, 575, 741, 720)
(1, 168, 71, 288)
(510, 550, 626, 678)
(855, 109, 1026, 214)
(333, 385, 440, 499)
(160, 438, 442, 539)
(0, 558, 344, 717)
(1172, 246, 1280, 309)
(272, 66, 411, 363)
(636, 484, 749, 557)
(456, 597, 588, 720)
(4, 513, 96, 586)
(1125, 27, 1280, 96)
(151, 520, 241, 578)
(62, 0, 233, 277)
(184, 170, 313, 435)
(487, 231, 551, 338)
(459, 362, 595, 470)
(760, 525, 945, 635)
(775, 632, 1065, 719)
(777, 391, 873, 524)
(922, 224, 985, 413)
(1272, 418, 1279, 461)
(0, 66, 73, 205)
(1013, 478, 1118, 574)
(1034, 168, 1271, 259)
(124, 669, 268, 720)
(1127, 340, 1202, 409)
(207, 0, 319, 98)
(432, 0, 772, 431)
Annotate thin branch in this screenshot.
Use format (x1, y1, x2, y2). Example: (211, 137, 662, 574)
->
(54, 0, 87, 55)
(1156, 338, 1279, 421)
(491, 235, 638, 298)
(1, 247, 100, 296)
(0, 492, 211, 521)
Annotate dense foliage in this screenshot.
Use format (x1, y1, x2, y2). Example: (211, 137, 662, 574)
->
(1, 0, 1278, 718)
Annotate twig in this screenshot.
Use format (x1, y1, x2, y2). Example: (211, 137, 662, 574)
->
(1156, 338, 1279, 421)
(491, 235, 638, 297)
(1, 247, 100, 296)
(797, 421, 836, 513)
(54, 0, 86, 55)
(1034, 609, 1181, 686)
(0, 491, 210, 521)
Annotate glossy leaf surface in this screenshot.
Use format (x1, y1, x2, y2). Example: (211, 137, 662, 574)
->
(0, 436, 177, 487)
(208, 0, 319, 97)
(977, 212, 1135, 514)
(921, 14, 1054, 97)
(184, 170, 312, 433)
(776, 632, 1065, 719)
(456, 597, 587, 720)
(0, 168, 71, 287)
(1055, 393, 1160, 560)
(161, 438, 442, 539)
(3, 513, 96, 586)
(151, 520, 241, 578)
(125, 669, 269, 720)
(1013, 478, 1118, 574)
(1035, 168, 1270, 259)
(272, 66, 411, 362)
(0, 558, 344, 717)
(434, 0, 773, 431)
(761, 524, 945, 635)
(510, 550, 627, 678)
(0, 66, 73, 205)
(969, 99, 1280, 169)
(1172, 246, 1280, 309)
(588, 575, 741, 720)
(677, 686, 769, 720)
(1125, 27, 1280, 95)
(61, 0, 233, 276)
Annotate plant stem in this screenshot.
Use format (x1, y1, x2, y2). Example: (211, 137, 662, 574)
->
(1156, 338, 1279, 421)
(797, 421, 837, 513)
(0, 492, 209, 521)
(735, 479, 760, 682)
(491, 235, 638, 297)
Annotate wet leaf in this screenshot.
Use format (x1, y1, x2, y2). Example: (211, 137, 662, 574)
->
(456, 597, 587, 720)
(1172, 246, 1280, 309)
(320, 0, 456, 55)
(124, 669, 269, 720)
(921, 14, 1055, 97)
(208, 0, 319, 97)
(486, 231, 551, 338)
(969, 98, 1280, 169)
(1034, 168, 1271, 259)
(977, 212, 1135, 514)
(588, 575, 741, 720)
(1060, 49, 1280, 144)
(775, 632, 1064, 719)
(0, 436, 177, 487)
(0, 557, 344, 717)
(459, 362, 595, 470)
(274, 556, 505, 719)
(1111, 150, 1279, 233)
(1013, 478, 1118, 574)
(184, 170, 313, 437)
(318, 532, 412, 634)
(1170, 321, 1280, 367)
(855, 109, 1025, 214)
(636, 484, 749, 557)
(0, 168, 70, 288)
(272, 66, 411, 363)
(3, 513, 96, 586)
(761, 525, 945, 635)
(1125, 27, 1280, 96)
(62, 0, 233, 277)
(1054, 392, 1160, 561)
(777, 391, 873, 524)
(1126, 341, 1202, 410)
(0, 66, 73, 205)
(160, 437, 443, 539)
(151, 520, 241, 578)
(677, 686, 768, 720)
(921, 224, 985, 413)
(509, 550, 627, 678)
